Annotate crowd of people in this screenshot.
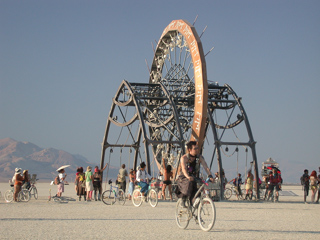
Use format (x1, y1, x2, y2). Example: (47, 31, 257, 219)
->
(10, 143, 320, 206)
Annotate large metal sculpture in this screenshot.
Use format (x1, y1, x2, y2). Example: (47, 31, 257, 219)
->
(100, 19, 259, 199)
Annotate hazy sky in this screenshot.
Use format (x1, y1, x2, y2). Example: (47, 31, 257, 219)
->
(1, 1, 319, 179)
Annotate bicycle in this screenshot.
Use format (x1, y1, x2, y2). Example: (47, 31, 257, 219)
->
(175, 178, 216, 232)
(101, 179, 126, 205)
(132, 185, 158, 207)
(4, 183, 30, 202)
(22, 179, 39, 200)
(224, 184, 245, 200)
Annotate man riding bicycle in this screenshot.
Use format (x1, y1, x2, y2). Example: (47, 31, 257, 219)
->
(136, 162, 151, 200)
(176, 141, 214, 207)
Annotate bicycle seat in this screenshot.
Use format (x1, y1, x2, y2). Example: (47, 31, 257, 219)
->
(108, 179, 113, 185)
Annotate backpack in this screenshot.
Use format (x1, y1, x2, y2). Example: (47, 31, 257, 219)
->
(54, 175, 60, 185)
(79, 174, 84, 182)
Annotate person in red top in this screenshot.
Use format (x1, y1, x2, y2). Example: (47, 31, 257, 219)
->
(267, 168, 282, 201)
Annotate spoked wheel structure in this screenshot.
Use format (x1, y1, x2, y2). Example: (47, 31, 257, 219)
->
(132, 189, 143, 207)
(19, 189, 30, 202)
(198, 197, 216, 232)
(117, 189, 126, 205)
(148, 189, 158, 207)
(4, 190, 13, 203)
(100, 19, 209, 178)
(175, 198, 191, 229)
(102, 190, 115, 205)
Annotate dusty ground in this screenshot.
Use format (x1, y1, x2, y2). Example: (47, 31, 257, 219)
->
(0, 183, 319, 239)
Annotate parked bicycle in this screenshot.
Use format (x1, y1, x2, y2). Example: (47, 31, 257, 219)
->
(175, 178, 216, 232)
(102, 179, 126, 205)
(132, 186, 158, 207)
(224, 184, 245, 200)
(4, 183, 30, 202)
(22, 179, 39, 200)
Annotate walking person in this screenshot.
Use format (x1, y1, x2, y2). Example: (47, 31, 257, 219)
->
(309, 170, 318, 203)
(118, 164, 128, 194)
(85, 166, 93, 201)
(300, 169, 310, 204)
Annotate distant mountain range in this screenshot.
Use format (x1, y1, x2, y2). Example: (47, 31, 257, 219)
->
(0, 138, 119, 182)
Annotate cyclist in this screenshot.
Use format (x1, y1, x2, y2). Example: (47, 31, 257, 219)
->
(175, 141, 213, 207)
(267, 168, 282, 202)
(136, 162, 151, 200)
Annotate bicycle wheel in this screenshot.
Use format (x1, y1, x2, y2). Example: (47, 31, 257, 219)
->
(132, 189, 143, 207)
(19, 189, 30, 202)
(117, 189, 126, 205)
(148, 189, 158, 208)
(102, 190, 116, 205)
(175, 198, 191, 229)
(224, 188, 232, 200)
(33, 187, 38, 200)
(4, 190, 14, 203)
(198, 197, 216, 232)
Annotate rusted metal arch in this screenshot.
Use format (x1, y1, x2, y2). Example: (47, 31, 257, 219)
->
(100, 80, 185, 175)
(206, 83, 259, 199)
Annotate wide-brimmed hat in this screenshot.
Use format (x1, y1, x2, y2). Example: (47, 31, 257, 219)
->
(15, 168, 22, 173)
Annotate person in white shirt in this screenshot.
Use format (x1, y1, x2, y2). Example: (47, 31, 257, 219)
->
(136, 162, 151, 197)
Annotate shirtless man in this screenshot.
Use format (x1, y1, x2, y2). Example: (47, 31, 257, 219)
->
(161, 158, 173, 201)
(176, 141, 213, 206)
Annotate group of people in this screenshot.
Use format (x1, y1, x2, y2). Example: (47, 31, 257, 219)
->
(300, 168, 320, 204)
(72, 164, 108, 201)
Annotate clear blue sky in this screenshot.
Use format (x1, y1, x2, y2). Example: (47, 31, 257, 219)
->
(1, 1, 319, 181)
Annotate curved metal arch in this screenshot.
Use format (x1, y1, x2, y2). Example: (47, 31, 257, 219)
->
(101, 80, 186, 175)
(206, 83, 259, 199)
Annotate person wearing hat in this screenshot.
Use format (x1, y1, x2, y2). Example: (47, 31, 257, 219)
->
(85, 166, 94, 201)
(57, 168, 67, 197)
(136, 162, 151, 199)
(13, 168, 24, 202)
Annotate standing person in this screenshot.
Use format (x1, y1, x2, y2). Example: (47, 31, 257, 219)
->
(229, 173, 243, 199)
(93, 167, 102, 201)
(267, 168, 281, 202)
(57, 169, 67, 197)
(13, 168, 24, 202)
(128, 169, 136, 200)
(245, 170, 254, 200)
(309, 170, 318, 203)
(316, 167, 320, 204)
(161, 158, 173, 201)
(263, 173, 271, 200)
(136, 162, 151, 199)
(75, 167, 86, 201)
(85, 166, 93, 201)
(94, 163, 108, 198)
(175, 141, 214, 207)
(118, 164, 128, 194)
(300, 169, 310, 204)
(22, 170, 30, 190)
